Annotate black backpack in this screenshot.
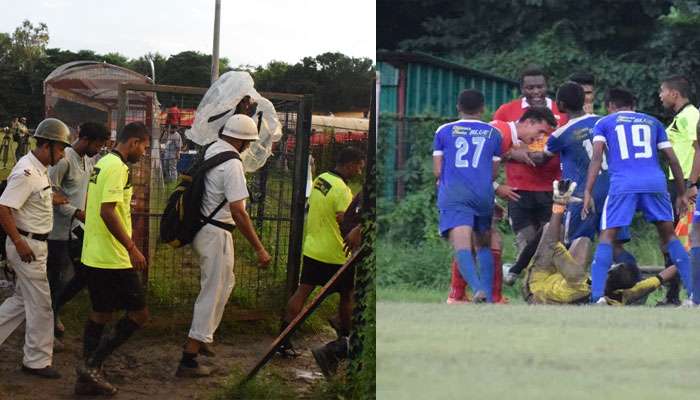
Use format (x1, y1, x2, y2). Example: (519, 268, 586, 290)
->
(160, 143, 240, 248)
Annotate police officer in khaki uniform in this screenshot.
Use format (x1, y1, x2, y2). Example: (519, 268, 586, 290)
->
(0, 118, 71, 379)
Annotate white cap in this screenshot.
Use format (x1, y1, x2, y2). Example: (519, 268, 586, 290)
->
(221, 114, 259, 141)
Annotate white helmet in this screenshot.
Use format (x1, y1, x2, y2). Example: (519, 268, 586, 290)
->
(221, 114, 259, 141)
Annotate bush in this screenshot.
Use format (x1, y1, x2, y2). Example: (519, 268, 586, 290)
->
(347, 147, 376, 399)
(377, 237, 452, 289)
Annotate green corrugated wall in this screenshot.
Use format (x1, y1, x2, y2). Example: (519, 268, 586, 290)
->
(379, 62, 399, 114)
(405, 63, 519, 117)
(379, 61, 519, 118)
(378, 60, 519, 199)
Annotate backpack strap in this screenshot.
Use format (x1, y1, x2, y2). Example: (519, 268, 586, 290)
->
(197, 150, 242, 231)
(197, 150, 240, 173)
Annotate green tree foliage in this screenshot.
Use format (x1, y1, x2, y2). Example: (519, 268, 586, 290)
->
(378, 117, 448, 244)
(398, 0, 670, 56)
(253, 52, 375, 113)
(10, 20, 49, 73)
(0, 21, 50, 123)
(0, 19, 372, 125)
(161, 51, 215, 87)
(101, 52, 130, 68)
(129, 52, 167, 81)
(382, 0, 700, 115)
(0, 21, 374, 126)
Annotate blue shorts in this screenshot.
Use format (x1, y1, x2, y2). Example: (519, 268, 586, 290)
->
(565, 201, 631, 244)
(601, 192, 674, 230)
(438, 207, 492, 238)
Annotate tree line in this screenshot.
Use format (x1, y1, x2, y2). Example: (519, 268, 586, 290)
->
(379, 0, 700, 116)
(0, 20, 375, 126)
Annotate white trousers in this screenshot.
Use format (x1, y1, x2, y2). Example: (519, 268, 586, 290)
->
(0, 237, 54, 368)
(189, 224, 235, 343)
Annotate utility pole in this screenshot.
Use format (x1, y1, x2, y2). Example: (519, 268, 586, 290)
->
(211, 0, 221, 85)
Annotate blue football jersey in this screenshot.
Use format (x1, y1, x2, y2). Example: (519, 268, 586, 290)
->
(592, 111, 670, 194)
(546, 114, 605, 197)
(433, 119, 502, 213)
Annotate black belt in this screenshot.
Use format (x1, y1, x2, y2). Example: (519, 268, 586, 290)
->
(18, 229, 49, 241)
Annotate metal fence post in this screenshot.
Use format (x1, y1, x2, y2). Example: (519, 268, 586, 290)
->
(285, 95, 312, 298)
(117, 83, 127, 134)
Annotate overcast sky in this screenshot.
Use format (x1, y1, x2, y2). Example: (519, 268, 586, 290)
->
(0, 0, 376, 66)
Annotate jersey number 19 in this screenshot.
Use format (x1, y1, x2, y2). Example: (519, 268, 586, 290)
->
(615, 124, 652, 160)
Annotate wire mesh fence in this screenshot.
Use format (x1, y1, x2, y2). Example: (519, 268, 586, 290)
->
(123, 88, 312, 311)
(41, 63, 368, 313)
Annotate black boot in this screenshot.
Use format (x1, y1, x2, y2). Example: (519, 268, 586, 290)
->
(21, 365, 61, 379)
(75, 364, 118, 396)
(312, 337, 349, 378)
(276, 320, 301, 357)
(176, 352, 213, 378)
(88, 317, 140, 368)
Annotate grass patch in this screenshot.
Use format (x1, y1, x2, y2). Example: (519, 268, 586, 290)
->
(378, 283, 671, 307)
(377, 301, 700, 400)
(213, 362, 350, 400)
(212, 367, 299, 400)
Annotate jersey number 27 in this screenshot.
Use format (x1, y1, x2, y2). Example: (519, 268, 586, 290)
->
(455, 136, 485, 168)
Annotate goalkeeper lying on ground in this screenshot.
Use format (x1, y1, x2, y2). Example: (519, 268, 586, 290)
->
(523, 180, 677, 305)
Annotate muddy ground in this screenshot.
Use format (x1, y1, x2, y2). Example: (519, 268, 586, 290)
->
(0, 285, 333, 400)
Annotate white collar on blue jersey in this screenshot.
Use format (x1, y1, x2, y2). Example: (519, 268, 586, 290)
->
(550, 114, 600, 139)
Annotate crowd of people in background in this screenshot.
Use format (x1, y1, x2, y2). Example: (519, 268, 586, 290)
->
(0, 117, 32, 169)
(436, 66, 700, 307)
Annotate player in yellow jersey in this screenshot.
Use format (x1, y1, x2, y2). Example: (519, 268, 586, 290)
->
(523, 180, 677, 305)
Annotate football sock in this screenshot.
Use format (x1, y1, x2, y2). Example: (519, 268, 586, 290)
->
(88, 317, 141, 368)
(667, 239, 692, 297)
(613, 248, 637, 268)
(510, 227, 543, 276)
(591, 243, 613, 302)
(449, 258, 467, 298)
(476, 248, 494, 302)
(82, 319, 105, 361)
(456, 249, 482, 295)
(491, 248, 503, 303)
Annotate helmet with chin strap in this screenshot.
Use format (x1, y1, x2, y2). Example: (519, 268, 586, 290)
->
(33, 118, 71, 146)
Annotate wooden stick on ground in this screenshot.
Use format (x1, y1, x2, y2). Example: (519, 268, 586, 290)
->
(241, 244, 368, 385)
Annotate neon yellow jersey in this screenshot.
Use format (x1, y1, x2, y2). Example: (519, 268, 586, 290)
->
(303, 171, 353, 265)
(528, 270, 590, 304)
(81, 152, 134, 269)
(666, 103, 699, 179)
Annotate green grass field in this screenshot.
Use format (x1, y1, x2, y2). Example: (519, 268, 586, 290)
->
(377, 287, 700, 400)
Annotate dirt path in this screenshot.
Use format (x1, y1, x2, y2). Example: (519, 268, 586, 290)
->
(0, 288, 332, 399)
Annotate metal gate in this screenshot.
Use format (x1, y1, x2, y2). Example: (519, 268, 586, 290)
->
(118, 83, 311, 311)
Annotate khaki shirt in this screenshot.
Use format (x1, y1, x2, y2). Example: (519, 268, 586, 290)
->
(0, 152, 53, 234)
